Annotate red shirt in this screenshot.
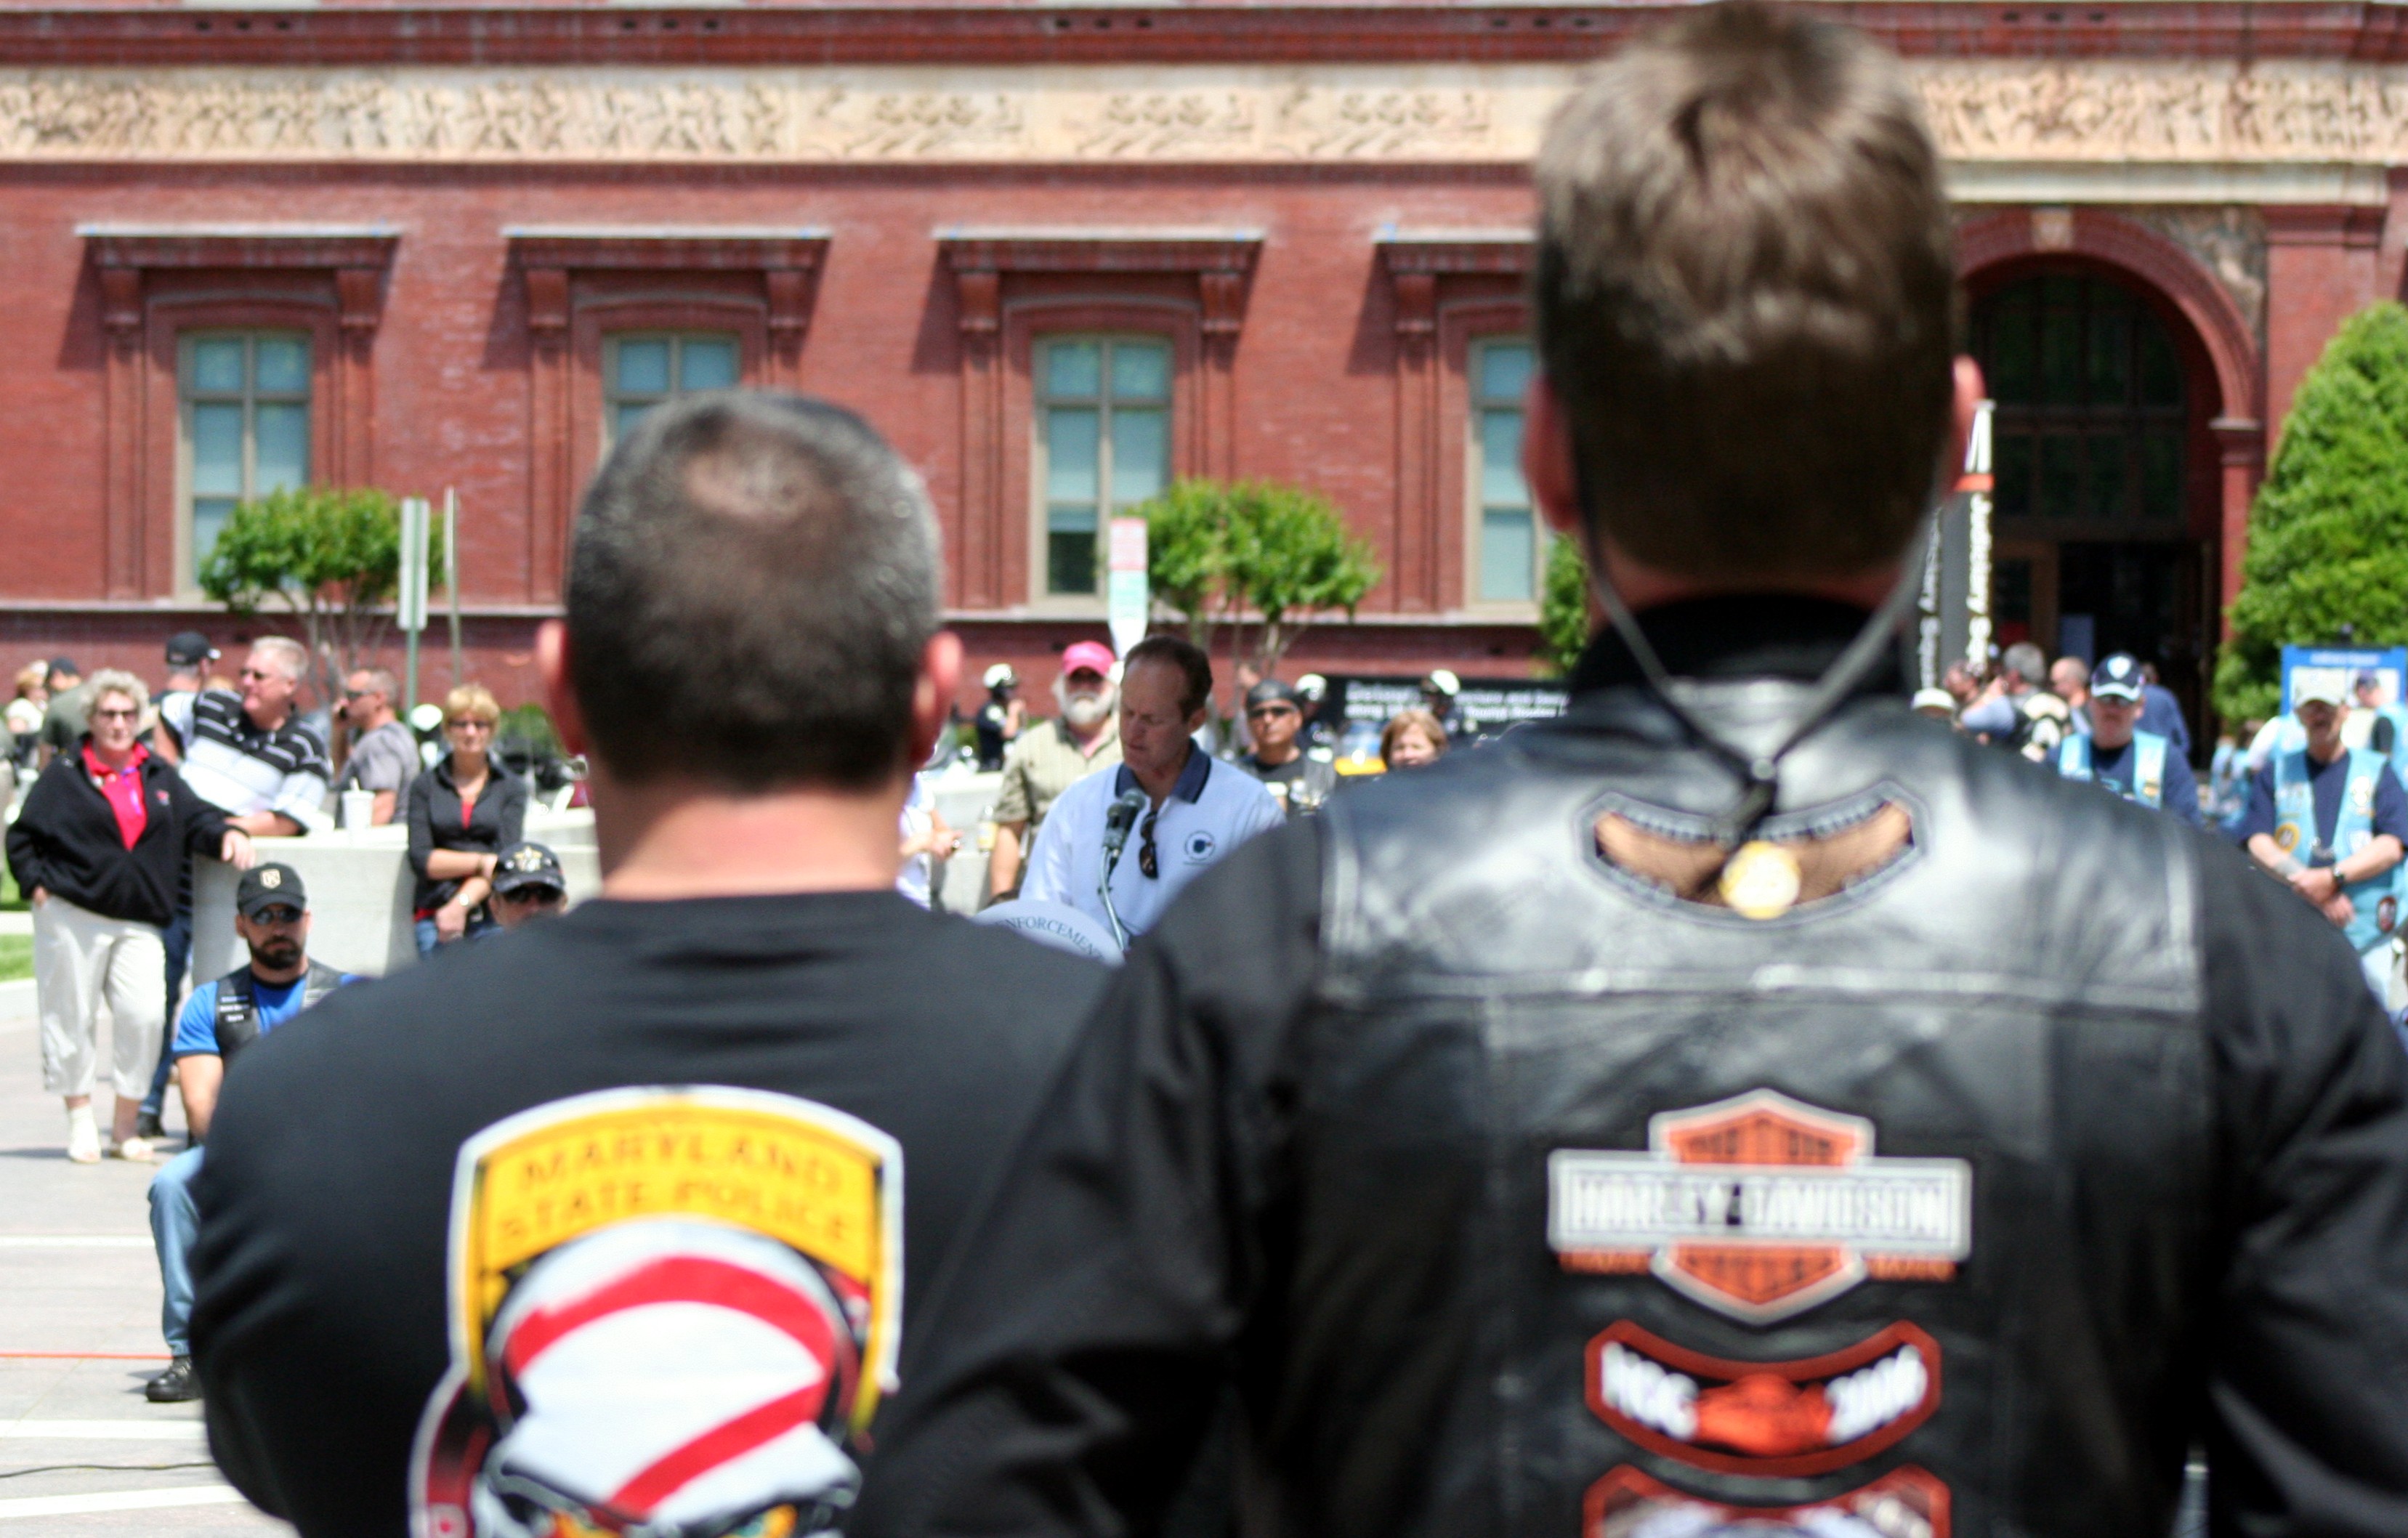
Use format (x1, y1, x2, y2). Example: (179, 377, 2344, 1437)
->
(82, 742, 151, 850)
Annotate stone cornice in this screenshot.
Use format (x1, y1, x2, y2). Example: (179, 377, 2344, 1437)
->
(12, 57, 2408, 167)
(2, 4, 2408, 70)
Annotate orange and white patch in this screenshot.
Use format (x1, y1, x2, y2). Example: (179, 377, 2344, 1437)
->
(1584, 1463, 1949, 1538)
(1585, 1319, 1940, 1477)
(1548, 1089, 1971, 1323)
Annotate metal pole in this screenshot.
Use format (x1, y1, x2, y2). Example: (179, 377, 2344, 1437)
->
(399, 495, 430, 721)
(445, 487, 464, 689)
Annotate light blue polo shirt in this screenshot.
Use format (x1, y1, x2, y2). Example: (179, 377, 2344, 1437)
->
(1022, 747, 1285, 939)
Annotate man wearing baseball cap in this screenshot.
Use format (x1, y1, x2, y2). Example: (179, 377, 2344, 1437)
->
(987, 639, 1122, 903)
(2054, 653, 2199, 826)
(2240, 671, 2408, 974)
(1237, 678, 1337, 817)
(144, 862, 350, 1402)
(485, 839, 568, 929)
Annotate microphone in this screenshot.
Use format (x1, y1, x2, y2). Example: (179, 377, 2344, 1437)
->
(1102, 788, 1149, 865)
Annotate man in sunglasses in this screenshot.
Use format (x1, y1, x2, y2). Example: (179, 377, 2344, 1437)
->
(1022, 635, 1282, 942)
(1237, 678, 1337, 818)
(144, 862, 349, 1403)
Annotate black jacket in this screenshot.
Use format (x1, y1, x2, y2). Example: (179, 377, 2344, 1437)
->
(4, 742, 228, 928)
(852, 599, 2408, 1538)
(404, 754, 527, 913)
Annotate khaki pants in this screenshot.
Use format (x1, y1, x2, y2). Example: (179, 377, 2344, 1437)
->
(32, 897, 166, 1100)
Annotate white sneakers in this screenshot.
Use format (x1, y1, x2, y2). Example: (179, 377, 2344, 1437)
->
(114, 1136, 155, 1164)
(65, 1106, 100, 1165)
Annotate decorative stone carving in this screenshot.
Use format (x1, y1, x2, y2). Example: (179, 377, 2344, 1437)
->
(0, 61, 2402, 166)
(2127, 206, 2268, 341)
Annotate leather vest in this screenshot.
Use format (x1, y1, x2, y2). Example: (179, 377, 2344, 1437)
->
(211, 961, 344, 1063)
(1293, 681, 2207, 1538)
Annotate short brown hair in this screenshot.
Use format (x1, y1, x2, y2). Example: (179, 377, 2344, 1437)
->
(1382, 708, 1449, 763)
(1121, 635, 1212, 719)
(1533, 2, 1957, 579)
(444, 684, 501, 725)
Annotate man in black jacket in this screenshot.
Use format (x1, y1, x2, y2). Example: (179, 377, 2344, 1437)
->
(188, 394, 1109, 1538)
(850, 9, 2408, 1537)
(5, 668, 249, 1162)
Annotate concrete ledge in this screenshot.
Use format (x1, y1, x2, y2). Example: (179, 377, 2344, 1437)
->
(0, 976, 33, 1020)
(192, 809, 601, 980)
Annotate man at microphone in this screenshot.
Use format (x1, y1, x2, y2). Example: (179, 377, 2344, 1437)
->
(1022, 636, 1282, 944)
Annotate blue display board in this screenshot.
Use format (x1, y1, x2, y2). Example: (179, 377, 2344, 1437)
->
(2280, 645, 2408, 713)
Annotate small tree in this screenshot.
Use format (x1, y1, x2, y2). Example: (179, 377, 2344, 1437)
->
(1139, 479, 1382, 676)
(1143, 480, 1234, 652)
(199, 486, 402, 705)
(2215, 303, 2408, 723)
(1538, 533, 1593, 675)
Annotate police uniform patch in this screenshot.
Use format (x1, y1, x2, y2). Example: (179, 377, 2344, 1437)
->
(411, 1086, 902, 1538)
(1548, 1090, 1972, 1323)
(1586, 1319, 1940, 1477)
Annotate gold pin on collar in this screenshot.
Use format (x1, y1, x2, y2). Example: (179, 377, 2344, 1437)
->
(1718, 840, 1803, 920)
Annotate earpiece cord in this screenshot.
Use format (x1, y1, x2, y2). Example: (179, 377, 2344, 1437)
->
(1583, 511, 1936, 854)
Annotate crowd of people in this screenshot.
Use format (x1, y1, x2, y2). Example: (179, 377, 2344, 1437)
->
(5, 6, 2407, 1534)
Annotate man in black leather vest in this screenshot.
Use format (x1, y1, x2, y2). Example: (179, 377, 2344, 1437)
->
(850, 7, 2408, 1535)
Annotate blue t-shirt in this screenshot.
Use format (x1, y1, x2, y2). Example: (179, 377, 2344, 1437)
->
(171, 972, 320, 1059)
(2237, 750, 2408, 851)
(2083, 737, 2203, 828)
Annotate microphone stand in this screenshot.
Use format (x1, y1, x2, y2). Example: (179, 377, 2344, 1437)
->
(1099, 788, 1149, 951)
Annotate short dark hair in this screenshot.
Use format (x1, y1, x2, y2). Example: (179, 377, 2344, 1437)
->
(1122, 635, 1211, 719)
(1533, 2, 1957, 580)
(567, 392, 940, 791)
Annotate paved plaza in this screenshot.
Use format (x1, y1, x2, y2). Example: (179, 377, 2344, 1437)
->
(0, 1002, 284, 1537)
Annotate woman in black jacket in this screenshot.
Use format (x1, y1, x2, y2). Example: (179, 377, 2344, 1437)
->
(405, 683, 528, 953)
(4, 670, 252, 1163)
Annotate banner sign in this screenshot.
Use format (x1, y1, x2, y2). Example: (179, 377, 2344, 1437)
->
(1107, 517, 1149, 660)
(2281, 645, 2408, 714)
(1320, 673, 1569, 742)
(1919, 401, 1992, 690)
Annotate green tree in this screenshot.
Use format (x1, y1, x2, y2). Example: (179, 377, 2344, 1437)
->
(199, 485, 402, 705)
(2215, 303, 2408, 723)
(1139, 479, 1383, 676)
(1143, 480, 1234, 652)
(1538, 533, 1593, 675)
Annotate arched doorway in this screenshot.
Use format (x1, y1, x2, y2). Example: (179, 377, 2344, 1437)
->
(1969, 268, 2221, 737)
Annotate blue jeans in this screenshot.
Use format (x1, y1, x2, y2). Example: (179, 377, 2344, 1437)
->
(413, 911, 493, 955)
(149, 1146, 203, 1356)
(139, 910, 193, 1121)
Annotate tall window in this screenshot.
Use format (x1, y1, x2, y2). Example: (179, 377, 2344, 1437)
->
(605, 333, 740, 445)
(1471, 339, 1538, 603)
(182, 332, 310, 580)
(1037, 336, 1170, 596)
(1976, 275, 2186, 526)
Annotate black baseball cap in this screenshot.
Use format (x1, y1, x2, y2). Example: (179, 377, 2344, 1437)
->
(491, 841, 567, 898)
(1245, 679, 1303, 713)
(45, 657, 78, 679)
(165, 631, 219, 668)
(2090, 653, 2146, 703)
(235, 863, 307, 919)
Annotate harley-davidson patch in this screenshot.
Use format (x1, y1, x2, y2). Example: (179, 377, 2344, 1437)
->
(1548, 1089, 1972, 1323)
(1585, 1319, 1940, 1477)
(1585, 1463, 1948, 1538)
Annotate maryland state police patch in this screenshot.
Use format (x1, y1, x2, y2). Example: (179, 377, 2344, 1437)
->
(411, 1086, 902, 1538)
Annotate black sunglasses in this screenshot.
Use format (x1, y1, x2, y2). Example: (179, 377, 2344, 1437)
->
(1138, 811, 1160, 879)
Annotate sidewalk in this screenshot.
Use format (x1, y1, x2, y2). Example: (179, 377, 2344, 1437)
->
(0, 1004, 286, 1536)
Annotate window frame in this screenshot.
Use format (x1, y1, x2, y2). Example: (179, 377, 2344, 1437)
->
(1030, 331, 1177, 601)
(601, 329, 746, 453)
(172, 325, 320, 591)
(1462, 332, 1543, 613)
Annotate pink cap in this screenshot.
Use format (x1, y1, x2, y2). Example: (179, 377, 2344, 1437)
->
(1059, 641, 1117, 679)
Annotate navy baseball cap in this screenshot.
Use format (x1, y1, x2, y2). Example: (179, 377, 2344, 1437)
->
(490, 841, 567, 898)
(165, 631, 219, 668)
(235, 863, 307, 919)
(2090, 654, 2146, 703)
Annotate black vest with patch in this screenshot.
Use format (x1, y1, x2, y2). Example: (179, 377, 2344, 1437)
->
(211, 961, 345, 1064)
(1293, 682, 2208, 1538)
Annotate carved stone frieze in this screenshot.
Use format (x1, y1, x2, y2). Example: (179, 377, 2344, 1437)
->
(0, 60, 2402, 166)
(2127, 206, 2268, 340)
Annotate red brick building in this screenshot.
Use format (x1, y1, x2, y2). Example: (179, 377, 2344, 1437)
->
(4, 1, 2405, 732)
